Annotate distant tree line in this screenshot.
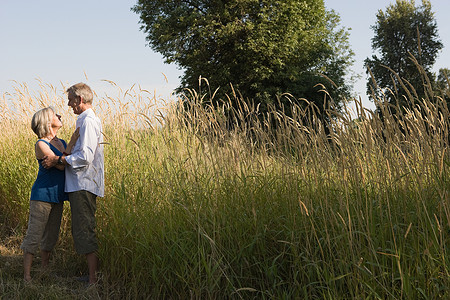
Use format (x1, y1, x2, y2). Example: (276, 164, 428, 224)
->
(133, 0, 448, 122)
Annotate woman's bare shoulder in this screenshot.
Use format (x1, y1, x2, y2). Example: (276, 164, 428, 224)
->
(35, 140, 53, 160)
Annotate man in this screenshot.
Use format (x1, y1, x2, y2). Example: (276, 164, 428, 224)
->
(43, 82, 104, 285)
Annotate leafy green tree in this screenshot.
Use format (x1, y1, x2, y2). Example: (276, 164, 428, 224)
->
(365, 0, 443, 111)
(434, 68, 450, 114)
(132, 0, 354, 116)
(436, 68, 449, 96)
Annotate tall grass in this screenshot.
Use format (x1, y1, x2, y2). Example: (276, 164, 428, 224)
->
(0, 74, 448, 298)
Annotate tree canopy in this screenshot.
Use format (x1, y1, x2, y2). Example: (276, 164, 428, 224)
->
(364, 0, 443, 110)
(132, 0, 354, 115)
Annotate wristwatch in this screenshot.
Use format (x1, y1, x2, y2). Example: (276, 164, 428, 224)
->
(57, 155, 63, 165)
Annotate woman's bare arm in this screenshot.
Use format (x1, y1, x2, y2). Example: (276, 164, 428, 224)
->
(36, 141, 64, 171)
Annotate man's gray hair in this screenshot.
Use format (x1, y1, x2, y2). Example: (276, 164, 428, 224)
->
(67, 82, 93, 104)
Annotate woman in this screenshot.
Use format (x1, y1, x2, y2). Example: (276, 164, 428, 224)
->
(21, 107, 79, 282)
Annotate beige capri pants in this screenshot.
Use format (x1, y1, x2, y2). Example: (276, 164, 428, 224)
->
(21, 200, 63, 255)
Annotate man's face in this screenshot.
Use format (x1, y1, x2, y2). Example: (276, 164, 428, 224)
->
(68, 92, 82, 115)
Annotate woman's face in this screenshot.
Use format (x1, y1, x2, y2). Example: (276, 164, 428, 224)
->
(51, 112, 63, 130)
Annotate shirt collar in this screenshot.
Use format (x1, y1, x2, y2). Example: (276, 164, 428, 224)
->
(78, 108, 93, 119)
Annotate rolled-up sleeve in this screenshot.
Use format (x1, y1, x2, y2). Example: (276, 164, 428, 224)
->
(65, 118, 100, 169)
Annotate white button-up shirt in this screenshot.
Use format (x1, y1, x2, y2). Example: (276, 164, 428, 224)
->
(65, 108, 104, 197)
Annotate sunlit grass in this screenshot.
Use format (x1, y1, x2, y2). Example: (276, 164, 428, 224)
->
(0, 75, 448, 298)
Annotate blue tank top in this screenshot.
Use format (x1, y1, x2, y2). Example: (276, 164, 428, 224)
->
(30, 139, 68, 203)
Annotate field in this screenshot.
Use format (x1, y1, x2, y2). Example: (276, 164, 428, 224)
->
(0, 79, 449, 299)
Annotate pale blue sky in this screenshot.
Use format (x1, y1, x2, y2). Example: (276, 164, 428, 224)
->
(1, 0, 449, 111)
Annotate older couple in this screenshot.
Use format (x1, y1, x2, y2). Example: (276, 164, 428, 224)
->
(21, 83, 104, 285)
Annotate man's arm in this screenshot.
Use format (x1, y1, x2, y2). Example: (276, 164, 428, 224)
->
(65, 127, 80, 154)
(38, 141, 64, 170)
(65, 118, 99, 168)
(41, 128, 79, 170)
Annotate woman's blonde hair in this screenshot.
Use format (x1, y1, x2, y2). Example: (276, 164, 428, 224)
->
(31, 107, 55, 138)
